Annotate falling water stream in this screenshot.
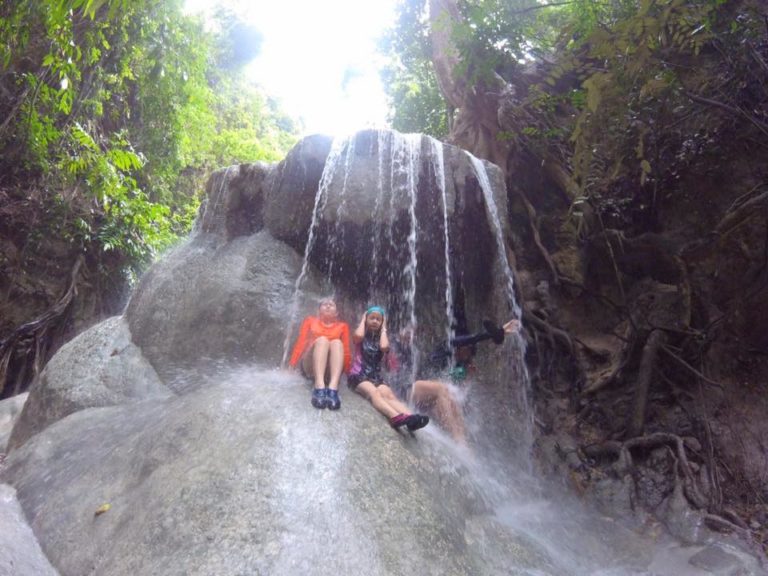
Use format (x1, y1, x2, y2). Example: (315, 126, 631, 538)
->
(271, 131, 764, 575)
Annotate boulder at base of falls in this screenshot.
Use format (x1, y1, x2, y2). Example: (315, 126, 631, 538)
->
(2, 367, 561, 576)
(0, 483, 58, 576)
(8, 316, 169, 451)
(126, 230, 324, 379)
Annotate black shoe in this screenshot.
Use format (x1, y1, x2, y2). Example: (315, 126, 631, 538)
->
(311, 388, 327, 409)
(326, 389, 341, 410)
(405, 414, 430, 431)
(483, 320, 505, 344)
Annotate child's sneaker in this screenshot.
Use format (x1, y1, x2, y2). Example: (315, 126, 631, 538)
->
(389, 413, 410, 429)
(389, 413, 429, 431)
(405, 413, 430, 431)
(326, 389, 341, 410)
(311, 388, 327, 409)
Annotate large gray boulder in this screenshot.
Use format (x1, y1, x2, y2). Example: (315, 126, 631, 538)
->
(4, 366, 762, 576)
(0, 392, 27, 452)
(2, 368, 559, 576)
(127, 129, 511, 378)
(8, 316, 168, 450)
(0, 484, 58, 576)
(126, 231, 324, 379)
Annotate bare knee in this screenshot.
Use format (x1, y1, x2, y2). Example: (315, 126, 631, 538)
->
(378, 385, 396, 401)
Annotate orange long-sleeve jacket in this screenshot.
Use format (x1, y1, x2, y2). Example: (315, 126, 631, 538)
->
(288, 316, 352, 372)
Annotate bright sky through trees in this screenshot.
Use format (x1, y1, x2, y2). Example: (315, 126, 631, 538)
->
(185, 0, 397, 136)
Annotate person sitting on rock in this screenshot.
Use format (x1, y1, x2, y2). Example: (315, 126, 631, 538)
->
(288, 297, 351, 410)
(347, 306, 430, 432)
(389, 319, 521, 443)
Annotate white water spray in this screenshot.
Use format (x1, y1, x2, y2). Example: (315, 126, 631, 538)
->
(468, 153, 534, 453)
(429, 137, 455, 352)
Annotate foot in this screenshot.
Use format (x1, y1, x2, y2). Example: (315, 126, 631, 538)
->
(483, 320, 505, 344)
(326, 389, 341, 410)
(389, 413, 410, 429)
(389, 413, 430, 431)
(311, 387, 327, 409)
(405, 413, 430, 431)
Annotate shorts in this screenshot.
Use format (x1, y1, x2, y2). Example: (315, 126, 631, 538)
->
(347, 373, 385, 390)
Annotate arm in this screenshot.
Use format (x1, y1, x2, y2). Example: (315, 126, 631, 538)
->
(450, 332, 492, 347)
(353, 312, 366, 343)
(288, 317, 312, 368)
(450, 318, 517, 348)
(379, 317, 390, 352)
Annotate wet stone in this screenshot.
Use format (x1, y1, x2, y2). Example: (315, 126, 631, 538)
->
(688, 545, 746, 575)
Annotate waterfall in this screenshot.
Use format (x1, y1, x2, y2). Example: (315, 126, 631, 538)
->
(367, 130, 389, 299)
(280, 137, 349, 366)
(430, 137, 455, 354)
(469, 153, 534, 454)
(325, 135, 356, 282)
(194, 164, 235, 236)
(389, 132, 422, 381)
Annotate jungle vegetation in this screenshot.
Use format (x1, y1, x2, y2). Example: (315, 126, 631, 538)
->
(0, 0, 300, 397)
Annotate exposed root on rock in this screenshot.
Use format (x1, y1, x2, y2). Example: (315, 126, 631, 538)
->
(0, 255, 84, 397)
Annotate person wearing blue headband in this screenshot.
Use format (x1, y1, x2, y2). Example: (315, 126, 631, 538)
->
(348, 306, 429, 432)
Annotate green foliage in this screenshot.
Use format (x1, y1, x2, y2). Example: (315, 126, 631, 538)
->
(0, 0, 300, 279)
(380, 0, 449, 137)
(383, 0, 765, 237)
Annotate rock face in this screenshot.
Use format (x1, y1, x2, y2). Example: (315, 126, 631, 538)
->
(126, 130, 511, 380)
(126, 230, 323, 379)
(0, 484, 58, 576)
(8, 316, 169, 450)
(2, 369, 561, 576)
(3, 130, 765, 575)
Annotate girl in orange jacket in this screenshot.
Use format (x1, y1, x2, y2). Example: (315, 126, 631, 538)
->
(288, 297, 351, 410)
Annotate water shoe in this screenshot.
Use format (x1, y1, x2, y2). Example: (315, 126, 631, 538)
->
(311, 388, 327, 409)
(326, 389, 341, 410)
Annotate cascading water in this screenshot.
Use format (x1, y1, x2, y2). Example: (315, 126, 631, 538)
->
(392, 133, 422, 381)
(430, 137, 456, 353)
(469, 152, 535, 455)
(281, 137, 349, 366)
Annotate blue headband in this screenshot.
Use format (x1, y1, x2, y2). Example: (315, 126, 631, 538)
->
(366, 306, 385, 317)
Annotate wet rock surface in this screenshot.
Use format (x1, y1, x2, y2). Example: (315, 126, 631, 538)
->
(8, 316, 168, 450)
(0, 483, 58, 576)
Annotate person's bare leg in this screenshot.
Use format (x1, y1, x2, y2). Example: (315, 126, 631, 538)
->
(413, 379, 466, 442)
(378, 385, 412, 416)
(327, 339, 344, 390)
(355, 381, 400, 419)
(302, 337, 330, 389)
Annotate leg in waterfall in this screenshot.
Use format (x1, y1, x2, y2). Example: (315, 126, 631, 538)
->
(411, 379, 465, 443)
(350, 378, 429, 431)
(302, 336, 332, 408)
(325, 338, 344, 410)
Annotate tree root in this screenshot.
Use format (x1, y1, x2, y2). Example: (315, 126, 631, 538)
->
(0, 255, 84, 397)
(715, 190, 768, 239)
(583, 431, 709, 510)
(627, 329, 666, 437)
(512, 185, 560, 285)
(524, 310, 575, 355)
(660, 346, 725, 390)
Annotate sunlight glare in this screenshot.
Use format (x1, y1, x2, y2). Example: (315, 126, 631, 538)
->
(185, 0, 397, 137)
